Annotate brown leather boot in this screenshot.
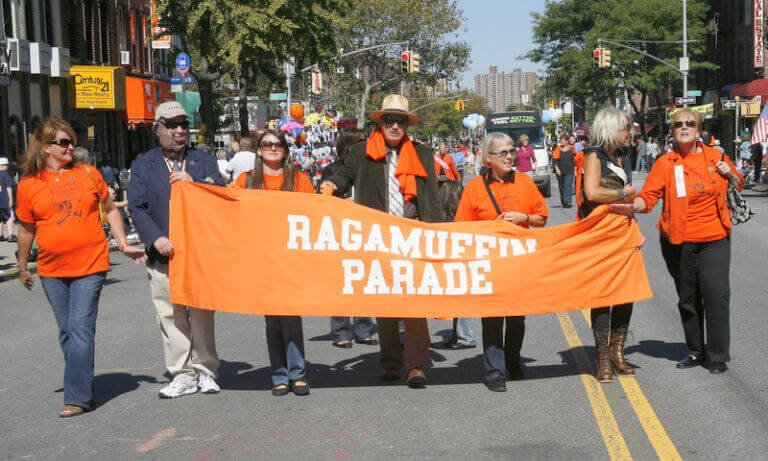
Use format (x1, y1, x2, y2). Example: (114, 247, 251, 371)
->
(609, 328, 635, 375)
(593, 329, 613, 383)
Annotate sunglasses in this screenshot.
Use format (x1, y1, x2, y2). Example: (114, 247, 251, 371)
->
(382, 116, 409, 127)
(260, 141, 283, 149)
(491, 150, 516, 157)
(50, 139, 74, 148)
(161, 120, 190, 130)
(673, 120, 698, 129)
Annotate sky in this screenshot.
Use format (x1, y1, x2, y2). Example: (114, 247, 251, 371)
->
(455, 0, 548, 89)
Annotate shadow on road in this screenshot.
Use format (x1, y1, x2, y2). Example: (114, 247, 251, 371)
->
(93, 372, 158, 407)
(624, 340, 687, 362)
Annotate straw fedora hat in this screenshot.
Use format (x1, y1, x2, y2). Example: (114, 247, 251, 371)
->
(370, 94, 421, 125)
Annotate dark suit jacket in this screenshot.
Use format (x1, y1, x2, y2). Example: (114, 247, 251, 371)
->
(328, 139, 444, 223)
(128, 147, 226, 265)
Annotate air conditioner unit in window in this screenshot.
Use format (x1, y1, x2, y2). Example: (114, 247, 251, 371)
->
(50, 47, 71, 77)
(30, 42, 52, 75)
(6, 38, 31, 73)
(120, 51, 131, 66)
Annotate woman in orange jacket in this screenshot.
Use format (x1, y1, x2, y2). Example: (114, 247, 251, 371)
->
(621, 108, 744, 374)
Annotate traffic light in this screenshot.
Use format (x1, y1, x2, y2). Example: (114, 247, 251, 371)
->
(409, 52, 420, 73)
(601, 48, 612, 68)
(401, 51, 411, 75)
(454, 99, 465, 111)
(594, 48, 602, 68)
(459, 100, 465, 111)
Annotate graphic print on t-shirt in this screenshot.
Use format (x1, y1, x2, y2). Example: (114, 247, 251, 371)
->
(685, 162, 716, 205)
(50, 182, 85, 225)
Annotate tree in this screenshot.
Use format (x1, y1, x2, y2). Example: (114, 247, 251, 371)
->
(325, 0, 471, 128)
(155, 0, 346, 144)
(527, 0, 713, 136)
(411, 91, 488, 140)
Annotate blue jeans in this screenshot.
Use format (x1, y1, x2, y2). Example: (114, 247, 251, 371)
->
(265, 316, 306, 386)
(557, 173, 574, 206)
(481, 316, 525, 381)
(40, 271, 106, 408)
(453, 318, 477, 346)
(330, 317, 376, 342)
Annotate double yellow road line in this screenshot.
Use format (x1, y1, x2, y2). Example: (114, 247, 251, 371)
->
(556, 311, 683, 461)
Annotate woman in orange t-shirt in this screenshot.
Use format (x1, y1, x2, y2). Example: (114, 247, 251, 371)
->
(235, 129, 313, 396)
(15, 118, 145, 418)
(454, 132, 548, 393)
(623, 108, 744, 375)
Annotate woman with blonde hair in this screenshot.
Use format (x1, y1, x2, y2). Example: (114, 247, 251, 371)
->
(622, 108, 743, 374)
(515, 134, 537, 176)
(578, 106, 636, 383)
(16, 118, 145, 418)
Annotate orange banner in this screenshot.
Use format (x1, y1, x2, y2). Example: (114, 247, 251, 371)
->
(169, 182, 653, 318)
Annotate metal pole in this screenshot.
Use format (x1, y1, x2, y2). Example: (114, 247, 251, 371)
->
(285, 60, 292, 118)
(682, 0, 689, 101)
(735, 96, 740, 151)
(571, 97, 575, 132)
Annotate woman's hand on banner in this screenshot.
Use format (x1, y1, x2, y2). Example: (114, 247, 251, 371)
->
(319, 181, 337, 195)
(500, 211, 529, 225)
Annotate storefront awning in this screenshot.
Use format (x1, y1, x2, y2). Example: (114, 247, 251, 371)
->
(175, 91, 202, 125)
(730, 79, 768, 102)
(720, 83, 740, 98)
(125, 77, 172, 124)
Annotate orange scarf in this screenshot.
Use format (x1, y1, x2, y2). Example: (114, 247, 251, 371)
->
(366, 128, 426, 202)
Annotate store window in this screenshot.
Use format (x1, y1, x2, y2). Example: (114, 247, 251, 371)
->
(118, 5, 126, 51)
(3, 0, 12, 38)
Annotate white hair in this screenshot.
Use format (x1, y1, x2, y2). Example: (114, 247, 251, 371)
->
(483, 132, 514, 166)
(589, 106, 631, 154)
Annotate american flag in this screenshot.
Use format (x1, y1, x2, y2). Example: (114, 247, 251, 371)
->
(750, 103, 768, 146)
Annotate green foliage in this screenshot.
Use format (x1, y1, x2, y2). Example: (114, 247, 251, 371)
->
(412, 90, 488, 139)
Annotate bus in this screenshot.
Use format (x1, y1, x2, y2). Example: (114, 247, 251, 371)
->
(486, 111, 551, 197)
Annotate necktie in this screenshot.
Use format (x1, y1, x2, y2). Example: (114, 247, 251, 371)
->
(388, 150, 404, 217)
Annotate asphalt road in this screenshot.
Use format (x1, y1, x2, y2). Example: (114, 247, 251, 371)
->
(1, 172, 767, 460)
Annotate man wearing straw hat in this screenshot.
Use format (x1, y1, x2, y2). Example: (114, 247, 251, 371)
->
(322, 94, 444, 388)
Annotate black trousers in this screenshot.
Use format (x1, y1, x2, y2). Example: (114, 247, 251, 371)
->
(660, 236, 731, 362)
(330, 317, 375, 343)
(481, 316, 525, 380)
(591, 303, 633, 331)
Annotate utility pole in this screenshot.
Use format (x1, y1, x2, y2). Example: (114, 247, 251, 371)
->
(285, 58, 295, 118)
(682, 0, 689, 102)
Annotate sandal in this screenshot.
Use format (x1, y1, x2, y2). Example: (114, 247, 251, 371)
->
(291, 380, 310, 396)
(59, 405, 84, 418)
(271, 384, 290, 396)
(333, 340, 353, 349)
(356, 337, 379, 345)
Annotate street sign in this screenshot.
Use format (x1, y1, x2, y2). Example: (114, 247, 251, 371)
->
(687, 90, 702, 97)
(270, 93, 288, 101)
(722, 99, 737, 110)
(171, 84, 183, 93)
(175, 52, 191, 76)
(183, 76, 195, 84)
(676, 96, 696, 105)
(278, 102, 287, 109)
(170, 77, 183, 84)
(679, 57, 690, 72)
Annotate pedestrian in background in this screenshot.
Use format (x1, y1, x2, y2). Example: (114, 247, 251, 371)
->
(73, 147, 92, 165)
(455, 132, 548, 392)
(225, 137, 256, 183)
(578, 107, 636, 383)
(0, 157, 16, 242)
(128, 102, 226, 399)
(516, 134, 537, 177)
(322, 94, 443, 389)
(98, 159, 119, 188)
(646, 137, 661, 170)
(450, 144, 466, 182)
(434, 142, 460, 184)
(623, 108, 744, 374)
(16, 118, 145, 418)
(227, 140, 239, 161)
(751, 143, 763, 184)
(216, 149, 229, 183)
(236, 129, 314, 396)
(634, 136, 648, 172)
(553, 135, 576, 208)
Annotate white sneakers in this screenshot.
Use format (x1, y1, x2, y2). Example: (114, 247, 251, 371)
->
(197, 372, 221, 394)
(158, 373, 220, 398)
(158, 380, 198, 399)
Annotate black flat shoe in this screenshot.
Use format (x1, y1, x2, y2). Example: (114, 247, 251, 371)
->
(6, 235, 17, 243)
(356, 338, 379, 345)
(449, 343, 476, 350)
(486, 377, 507, 392)
(333, 340, 353, 349)
(676, 355, 702, 369)
(291, 380, 310, 396)
(709, 362, 727, 374)
(271, 384, 290, 396)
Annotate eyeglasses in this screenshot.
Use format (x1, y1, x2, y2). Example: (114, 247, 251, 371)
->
(672, 120, 698, 129)
(382, 116, 409, 127)
(260, 141, 283, 149)
(49, 139, 74, 148)
(161, 120, 190, 130)
(491, 150, 516, 157)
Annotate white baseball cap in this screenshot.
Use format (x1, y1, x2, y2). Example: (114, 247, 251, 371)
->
(0, 157, 9, 166)
(154, 101, 188, 121)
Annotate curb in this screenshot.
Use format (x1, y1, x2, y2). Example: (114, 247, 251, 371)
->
(0, 239, 141, 283)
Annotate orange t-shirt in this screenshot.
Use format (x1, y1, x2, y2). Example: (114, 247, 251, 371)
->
(681, 152, 727, 242)
(454, 173, 549, 226)
(16, 165, 110, 277)
(235, 170, 315, 193)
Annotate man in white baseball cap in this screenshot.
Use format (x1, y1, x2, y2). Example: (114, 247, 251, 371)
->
(128, 101, 226, 398)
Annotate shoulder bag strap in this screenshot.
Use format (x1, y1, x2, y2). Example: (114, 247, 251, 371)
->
(482, 173, 503, 216)
(82, 165, 104, 201)
(245, 171, 253, 189)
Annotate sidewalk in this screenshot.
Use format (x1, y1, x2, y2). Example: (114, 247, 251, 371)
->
(0, 226, 141, 282)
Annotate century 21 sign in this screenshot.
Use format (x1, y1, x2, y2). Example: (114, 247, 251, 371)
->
(70, 66, 126, 110)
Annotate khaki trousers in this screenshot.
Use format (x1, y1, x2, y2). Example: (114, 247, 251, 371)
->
(147, 265, 219, 384)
